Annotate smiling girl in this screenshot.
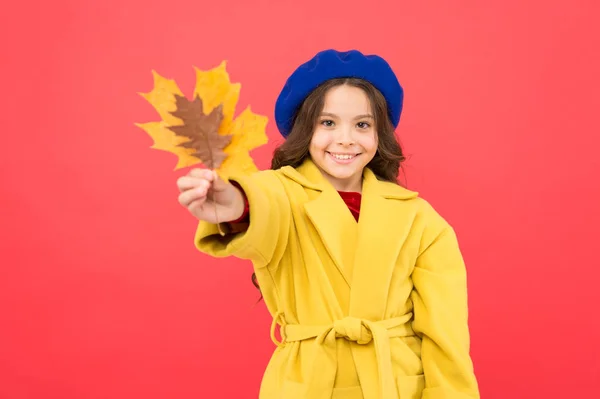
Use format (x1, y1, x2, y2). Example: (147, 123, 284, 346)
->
(176, 49, 480, 399)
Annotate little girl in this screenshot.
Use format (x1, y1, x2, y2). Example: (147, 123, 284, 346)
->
(177, 49, 480, 399)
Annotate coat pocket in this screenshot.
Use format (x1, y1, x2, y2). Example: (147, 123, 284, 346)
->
(396, 374, 425, 399)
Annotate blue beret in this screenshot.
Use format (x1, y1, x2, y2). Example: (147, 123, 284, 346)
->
(274, 49, 404, 138)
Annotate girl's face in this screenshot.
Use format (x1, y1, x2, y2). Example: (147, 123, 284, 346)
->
(309, 84, 378, 192)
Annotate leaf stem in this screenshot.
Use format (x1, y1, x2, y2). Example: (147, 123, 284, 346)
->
(201, 110, 224, 236)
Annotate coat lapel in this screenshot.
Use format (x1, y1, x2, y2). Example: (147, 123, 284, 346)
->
(348, 168, 419, 320)
(281, 159, 419, 304)
(282, 160, 358, 287)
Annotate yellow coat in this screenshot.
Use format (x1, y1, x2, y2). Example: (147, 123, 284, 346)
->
(195, 159, 479, 399)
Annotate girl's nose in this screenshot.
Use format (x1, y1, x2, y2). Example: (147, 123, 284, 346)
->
(336, 125, 355, 145)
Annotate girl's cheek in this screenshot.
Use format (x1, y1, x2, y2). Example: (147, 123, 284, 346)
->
(357, 135, 377, 149)
(311, 130, 331, 148)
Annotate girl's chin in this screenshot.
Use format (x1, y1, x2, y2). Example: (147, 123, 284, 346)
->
(321, 165, 359, 181)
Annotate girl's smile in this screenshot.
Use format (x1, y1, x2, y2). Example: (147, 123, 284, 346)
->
(326, 151, 362, 163)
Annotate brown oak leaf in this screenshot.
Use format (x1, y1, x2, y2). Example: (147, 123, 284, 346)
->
(167, 95, 232, 169)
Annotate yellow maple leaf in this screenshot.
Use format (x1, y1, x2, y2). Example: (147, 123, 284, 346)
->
(136, 61, 268, 179)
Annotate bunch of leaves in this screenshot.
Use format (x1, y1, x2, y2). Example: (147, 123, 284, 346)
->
(136, 61, 268, 180)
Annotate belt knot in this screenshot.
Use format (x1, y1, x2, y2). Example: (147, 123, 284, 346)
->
(333, 317, 372, 344)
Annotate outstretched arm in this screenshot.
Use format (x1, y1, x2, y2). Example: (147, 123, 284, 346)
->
(193, 170, 291, 268)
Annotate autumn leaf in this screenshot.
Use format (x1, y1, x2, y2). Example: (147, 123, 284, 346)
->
(167, 96, 231, 169)
(136, 61, 268, 179)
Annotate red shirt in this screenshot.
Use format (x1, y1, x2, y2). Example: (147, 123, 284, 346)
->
(337, 191, 361, 221)
(230, 184, 362, 223)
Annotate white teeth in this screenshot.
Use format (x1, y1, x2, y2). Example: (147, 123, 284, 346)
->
(331, 153, 355, 160)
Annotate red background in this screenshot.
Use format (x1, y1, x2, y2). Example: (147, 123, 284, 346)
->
(1, 0, 599, 398)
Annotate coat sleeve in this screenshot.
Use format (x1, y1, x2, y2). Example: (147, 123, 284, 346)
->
(410, 222, 480, 399)
(193, 170, 291, 267)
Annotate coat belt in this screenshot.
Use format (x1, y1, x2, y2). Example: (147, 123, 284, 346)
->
(270, 314, 414, 399)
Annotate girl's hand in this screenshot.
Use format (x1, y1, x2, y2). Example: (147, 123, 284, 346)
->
(176, 168, 245, 223)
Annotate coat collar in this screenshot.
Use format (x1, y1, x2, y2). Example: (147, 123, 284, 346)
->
(280, 158, 419, 319)
(280, 158, 419, 200)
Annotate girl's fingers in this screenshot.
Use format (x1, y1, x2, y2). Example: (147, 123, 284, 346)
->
(188, 168, 215, 181)
(178, 186, 207, 207)
(177, 176, 210, 192)
(187, 198, 206, 214)
(211, 171, 229, 192)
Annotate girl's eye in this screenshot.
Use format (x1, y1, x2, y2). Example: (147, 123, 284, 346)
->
(320, 120, 335, 127)
(357, 122, 371, 129)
